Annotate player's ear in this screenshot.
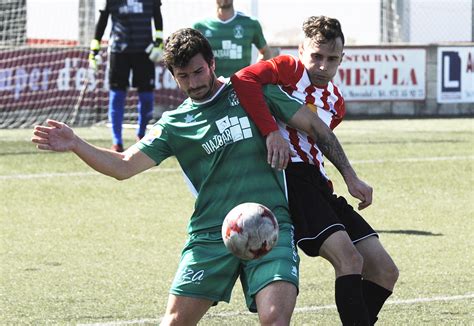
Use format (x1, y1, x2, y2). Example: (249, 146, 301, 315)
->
(209, 58, 216, 71)
(298, 43, 304, 58)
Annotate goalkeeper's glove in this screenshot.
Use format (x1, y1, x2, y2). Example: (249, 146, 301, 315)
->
(88, 39, 102, 71)
(146, 30, 164, 63)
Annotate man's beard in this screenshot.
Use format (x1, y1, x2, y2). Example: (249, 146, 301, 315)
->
(188, 74, 216, 101)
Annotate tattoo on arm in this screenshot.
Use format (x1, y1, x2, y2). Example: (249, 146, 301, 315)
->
(312, 125, 356, 179)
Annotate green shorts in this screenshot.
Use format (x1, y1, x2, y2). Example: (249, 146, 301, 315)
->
(170, 223, 300, 312)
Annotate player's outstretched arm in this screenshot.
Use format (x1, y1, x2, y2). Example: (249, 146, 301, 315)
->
(287, 107, 373, 210)
(32, 119, 155, 180)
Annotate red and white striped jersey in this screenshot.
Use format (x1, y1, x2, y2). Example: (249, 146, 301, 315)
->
(232, 54, 346, 181)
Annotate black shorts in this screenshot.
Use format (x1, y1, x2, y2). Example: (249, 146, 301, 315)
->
(108, 52, 155, 92)
(285, 162, 378, 257)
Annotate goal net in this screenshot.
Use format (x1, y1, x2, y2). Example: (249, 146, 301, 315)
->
(0, 0, 186, 129)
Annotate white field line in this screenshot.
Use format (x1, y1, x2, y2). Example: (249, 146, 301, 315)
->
(78, 293, 474, 326)
(1, 155, 473, 181)
(348, 155, 474, 165)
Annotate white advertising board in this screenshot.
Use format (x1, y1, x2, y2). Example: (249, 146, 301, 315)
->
(281, 48, 426, 101)
(437, 47, 474, 103)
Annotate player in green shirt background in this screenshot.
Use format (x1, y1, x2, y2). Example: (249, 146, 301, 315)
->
(32, 28, 370, 325)
(192, 0, 272, 78)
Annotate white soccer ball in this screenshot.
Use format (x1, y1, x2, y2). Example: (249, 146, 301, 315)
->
(222, 202, 279, 260)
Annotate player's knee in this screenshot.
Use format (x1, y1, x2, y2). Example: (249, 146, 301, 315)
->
(370, 259, 399, 289)
(325, 247, 364, 275)
(160, 313, 194, 326)
(341, 249, 364, 274)
(258, 307, 292, 326)
(384, 260, 399, 286)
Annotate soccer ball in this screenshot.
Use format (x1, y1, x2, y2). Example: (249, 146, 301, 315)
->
(222, 202, 279, 260)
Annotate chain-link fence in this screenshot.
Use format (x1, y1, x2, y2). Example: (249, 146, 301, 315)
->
(381, 0, 473, 44)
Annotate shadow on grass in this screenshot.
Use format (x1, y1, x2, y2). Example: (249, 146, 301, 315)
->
(377, 229, 443, 236)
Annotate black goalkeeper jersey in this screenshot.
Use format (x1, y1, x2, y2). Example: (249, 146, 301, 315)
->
(101, 0, 157, 53)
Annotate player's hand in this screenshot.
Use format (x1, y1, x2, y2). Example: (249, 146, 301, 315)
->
(266, 130, 294, 170)
(32, 119, 77, 152)
(344, 175, 373, 210)
(146, 30, 164, 63)
(88, 39, 101, 71)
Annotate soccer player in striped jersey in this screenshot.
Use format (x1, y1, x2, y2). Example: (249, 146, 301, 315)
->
(33, 28, 365, 325)
(192, 0, 272, 78)
(89, 0, 164, 152)
(231, 16, 399, 325)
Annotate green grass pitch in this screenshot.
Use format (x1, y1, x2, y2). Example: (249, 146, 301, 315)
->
(1, 118, 473, 325)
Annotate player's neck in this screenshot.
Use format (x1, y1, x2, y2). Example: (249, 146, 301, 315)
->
(216, 7, 234, 21)
(209, 76, 224, 97)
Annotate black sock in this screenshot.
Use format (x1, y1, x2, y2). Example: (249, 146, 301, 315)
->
(362, 280, 393, 324)
(335, 274, 370, 326)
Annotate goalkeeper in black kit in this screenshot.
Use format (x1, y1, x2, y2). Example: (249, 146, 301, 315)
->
(89, 0, 163, 152)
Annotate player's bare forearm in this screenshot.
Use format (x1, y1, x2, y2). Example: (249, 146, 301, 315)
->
(32, 119, 154, 180)
(71, 137, 131, 180)
(312, 125, 356, 180)
(314, 131, 373, 209)
(288, 106, 373, 209)
(288, 106, 355, 179)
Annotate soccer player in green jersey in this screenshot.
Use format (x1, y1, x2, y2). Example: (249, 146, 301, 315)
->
(192, 0, 272, 78)
(32, 28, 368, 325)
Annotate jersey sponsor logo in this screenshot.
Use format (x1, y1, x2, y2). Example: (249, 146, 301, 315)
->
(202, 115, 252, 154)
(233, 25, 244, 39)
(213, 41, 243, 60)
(119, 0, 143, 14)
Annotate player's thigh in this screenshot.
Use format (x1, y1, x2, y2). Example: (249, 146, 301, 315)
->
(170, 232, 240, 304)
(241, 223, 299, 312)
(131, 53, 155, 92)
(109, 52, 131, 90)
(161, 294, 213, 326)
(285, 163, 345, 257)
(255, 280, 297, 325)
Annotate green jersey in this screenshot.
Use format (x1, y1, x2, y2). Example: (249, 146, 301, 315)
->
(137, 80, 302, 235)
(192, 12, 267, 78)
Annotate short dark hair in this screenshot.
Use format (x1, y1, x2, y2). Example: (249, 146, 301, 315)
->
(302, 16, 345, 46)
(162, 28, 214, 75)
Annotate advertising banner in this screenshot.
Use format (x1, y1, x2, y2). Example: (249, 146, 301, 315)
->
(0, 48, 185, 113)
(437, 47, 474, 103)
(281, 47, 426, 101)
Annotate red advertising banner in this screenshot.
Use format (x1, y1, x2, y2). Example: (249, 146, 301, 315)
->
(0, 48, 186, 114)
